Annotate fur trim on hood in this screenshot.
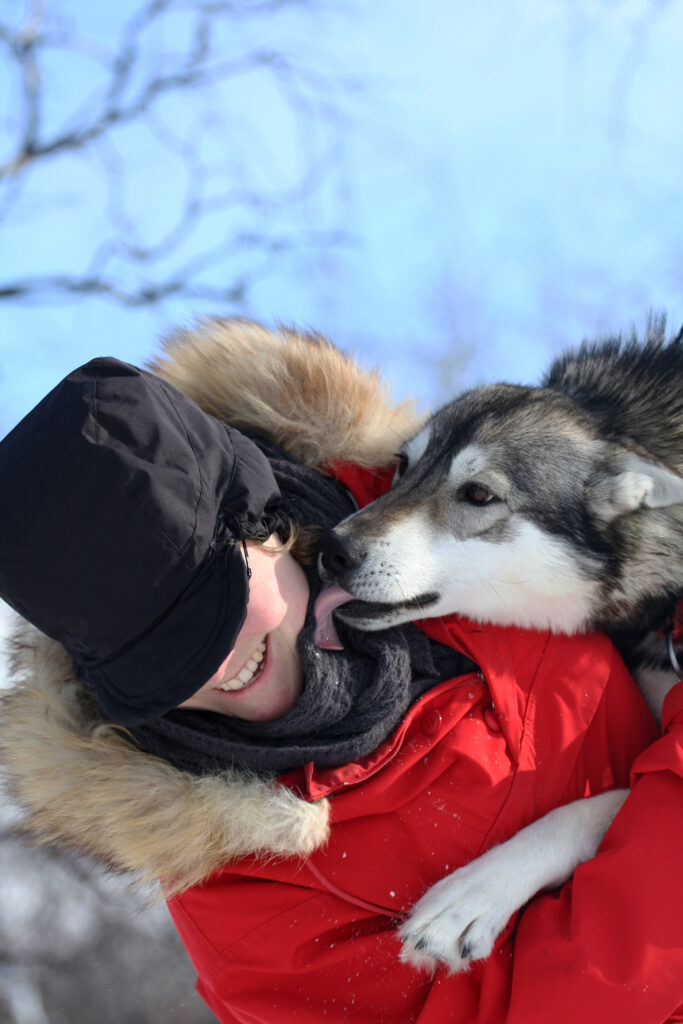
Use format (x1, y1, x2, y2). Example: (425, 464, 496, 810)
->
(0, 321, 421, 895)
(151, 319, 418, 469)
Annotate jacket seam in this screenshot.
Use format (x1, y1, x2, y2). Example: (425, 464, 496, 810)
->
(475, 631, 551, 854)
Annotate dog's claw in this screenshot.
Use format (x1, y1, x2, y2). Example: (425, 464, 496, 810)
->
(397, 853, 523, 973)
(458, 921, 476, 962)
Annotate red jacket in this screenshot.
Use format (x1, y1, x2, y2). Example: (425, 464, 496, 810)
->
(169, 465, 683, 1023)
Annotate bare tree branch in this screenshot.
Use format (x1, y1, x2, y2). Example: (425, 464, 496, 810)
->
(0, 0, 356, 312)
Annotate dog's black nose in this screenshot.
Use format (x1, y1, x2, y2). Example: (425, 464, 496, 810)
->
(319, 528, 365, 578)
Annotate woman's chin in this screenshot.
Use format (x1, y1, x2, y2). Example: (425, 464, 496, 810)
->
(225, 673, 302, 721)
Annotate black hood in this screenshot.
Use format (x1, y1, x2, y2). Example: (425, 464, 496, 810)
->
(0, 357, 281, 724)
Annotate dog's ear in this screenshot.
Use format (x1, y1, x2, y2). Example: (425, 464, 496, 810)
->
(587, 450, 683, 521)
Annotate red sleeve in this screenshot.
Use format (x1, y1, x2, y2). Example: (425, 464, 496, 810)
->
(630, 680, 683, 784)
(493, 681, 683, 1023)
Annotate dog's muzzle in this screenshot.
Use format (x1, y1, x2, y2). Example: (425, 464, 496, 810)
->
(318, 527, 367, 586)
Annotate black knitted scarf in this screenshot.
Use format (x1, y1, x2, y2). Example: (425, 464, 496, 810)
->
(129, 438, 474, 776)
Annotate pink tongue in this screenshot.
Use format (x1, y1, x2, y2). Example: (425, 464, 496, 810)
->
(313, 584, 355, 650)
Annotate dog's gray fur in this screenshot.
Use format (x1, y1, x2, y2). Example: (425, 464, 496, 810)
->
(320, 320, 683, 971)
(323, 322, 683, 710)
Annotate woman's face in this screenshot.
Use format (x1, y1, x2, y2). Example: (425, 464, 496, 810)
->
(178, 535, 309, 721)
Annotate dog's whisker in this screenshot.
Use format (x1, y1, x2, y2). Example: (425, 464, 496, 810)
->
(395, 574, 410, 603)
(491, 577, 532, 586)
(395, 574, 432, 618)
(486, 581, 508, 608)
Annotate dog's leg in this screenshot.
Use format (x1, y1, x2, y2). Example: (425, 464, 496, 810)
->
(633, 661, 677, 724)
(398, 788, 628, 973)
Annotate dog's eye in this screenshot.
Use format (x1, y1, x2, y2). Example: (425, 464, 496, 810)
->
(463, 483, 497, 506)
(393, 452, 409, 482)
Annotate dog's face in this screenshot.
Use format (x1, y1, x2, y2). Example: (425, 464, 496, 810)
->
(320, 384, 683, 635)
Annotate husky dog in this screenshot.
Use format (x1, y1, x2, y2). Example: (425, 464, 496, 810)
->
(316, 323, 683, 972)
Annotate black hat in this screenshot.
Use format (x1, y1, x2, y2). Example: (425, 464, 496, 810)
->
(0, 357, 281, 725)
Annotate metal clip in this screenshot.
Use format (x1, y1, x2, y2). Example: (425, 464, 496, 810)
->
(666, 629, 683, 678)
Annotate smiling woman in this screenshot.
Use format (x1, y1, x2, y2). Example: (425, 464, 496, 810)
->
(179, 536, 309, 722)
(0, 320, 682, 1024)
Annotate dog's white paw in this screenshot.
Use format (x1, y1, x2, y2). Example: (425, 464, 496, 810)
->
(397, 791, 629, 974)
(398, 856, 517, 973)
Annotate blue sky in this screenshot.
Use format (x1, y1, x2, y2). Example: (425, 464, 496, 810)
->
(2, 0, 683, 438)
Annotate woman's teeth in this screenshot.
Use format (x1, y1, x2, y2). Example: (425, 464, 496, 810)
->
(217, 640, 266, 691)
